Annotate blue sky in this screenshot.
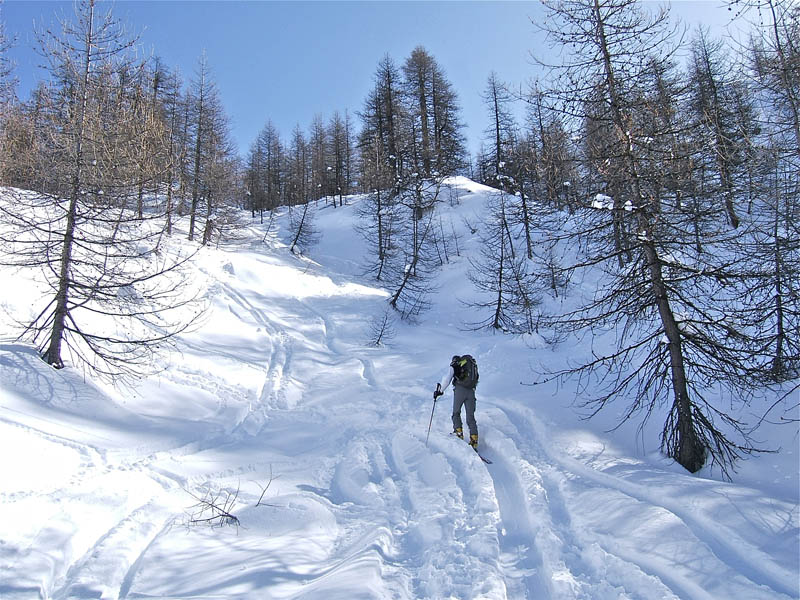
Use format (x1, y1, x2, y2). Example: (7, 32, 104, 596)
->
(3, 1, 735, 159)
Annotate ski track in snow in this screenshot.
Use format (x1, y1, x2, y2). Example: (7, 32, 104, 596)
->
(0, 430, 178, 599)
(484, 401, 797, 599)
(220, 280, 295, 421)
(486, 407, 683, 600)
(1, 193, 797, 599)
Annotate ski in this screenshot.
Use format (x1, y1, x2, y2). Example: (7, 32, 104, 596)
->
(450, 432, 492, 463)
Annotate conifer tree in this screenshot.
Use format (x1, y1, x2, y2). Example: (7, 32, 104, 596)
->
(466, 192, 541, 333)
(0, 0, 199, 380)
(0, 2, 15, 112)
(186, 52, 235, 243)
(328, 111, 349, 206)
(687, 29, 755, 229)
(481, 72, 517, 191)
(360, 55, 405, 183)
(402, 47, 466, 178)
(309, 114, 330, 203)
(534, 0, 769, 475)
(731, 0, 800, 384)
(356, 133, 397, 281)
(286, 124, 309, 207)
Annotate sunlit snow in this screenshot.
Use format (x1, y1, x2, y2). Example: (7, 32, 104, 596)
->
(0, 179, 797, 599)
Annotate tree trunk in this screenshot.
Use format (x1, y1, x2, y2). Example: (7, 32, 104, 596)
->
(771, 195, 786, 378)
(644, 239, 705, 472)
(593, 0, 705, 471)
(418, 70, 431, 176)
(43, 0, 95, 367)
(493, 85, 502, 180)
(188, 70, 205, 242)
(515, 164, 534, 260)
(768, 0, 800, 160)
(492, 225, 505, 330)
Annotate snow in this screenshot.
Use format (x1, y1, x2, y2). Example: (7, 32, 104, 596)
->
(1, 177, 798, 599)
(591, 193, 634, 212)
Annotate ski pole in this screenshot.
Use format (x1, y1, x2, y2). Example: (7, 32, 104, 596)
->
(425, 399, 436, 446)
(426, 383, 442, 446)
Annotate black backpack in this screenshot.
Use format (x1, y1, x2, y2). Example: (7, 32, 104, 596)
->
(452, 355, 479, 389)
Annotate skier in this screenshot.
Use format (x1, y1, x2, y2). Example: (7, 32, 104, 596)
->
(434, 354, 479, 451)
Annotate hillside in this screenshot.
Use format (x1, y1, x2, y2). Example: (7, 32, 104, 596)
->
(0, 178, 797, 599)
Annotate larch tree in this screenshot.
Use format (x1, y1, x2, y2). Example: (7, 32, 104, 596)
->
(481, 71, 518, 191)
(356, 132, 398, 281)
(245, 134, 267, 219)
(147, 57, 184, 235)
(733, 0, 800, 386)
(286, 125, 318, 254)
(360, 55, 406, 183)
(200, 113, 238, 246)
(149, 61, 174, 232)
(0, 4, 22, 185)
(687, 28, 755, 229)
(357, 56, 406, 283)
(0, 2, 15, 113)
(288, 197, 318, 255)
(328, 111, 349, 206)
(524, 88, 581, 212)
(358, 49, 466, 319)
(309, 114, 329, 202)
(402, 46, 467, 178)
(385, 196, 439, 321)
(533, 0, 772, 475)
(402, 46, 437, 178)
(0, 0, 200, 380)
(248, 120, 284, 212)
(186, 52, 210, 242)
(185, 51, 236, 245)
(430, 58, 467, 176)
(465, 191, 541, 334)
(286, 124, 309, 207)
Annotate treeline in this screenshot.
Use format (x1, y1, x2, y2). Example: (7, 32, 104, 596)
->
(244, 47, 467, 215)
(0, 8, 470, 236)
(1, 39, 241, 246)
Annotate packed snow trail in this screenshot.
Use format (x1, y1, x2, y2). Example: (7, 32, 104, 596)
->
(0, 179, 797, 599)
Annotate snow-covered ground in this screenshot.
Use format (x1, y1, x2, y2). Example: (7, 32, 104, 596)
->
(1, 178, 797, 599)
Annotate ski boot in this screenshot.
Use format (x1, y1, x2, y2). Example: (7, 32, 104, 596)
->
(454, 427, 463, 440)
(469, 434, 479, 451)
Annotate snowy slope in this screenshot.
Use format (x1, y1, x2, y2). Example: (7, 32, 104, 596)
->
(0, 178, 797, 600)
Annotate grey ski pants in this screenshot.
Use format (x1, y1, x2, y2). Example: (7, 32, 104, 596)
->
(452, 384, 477, 437)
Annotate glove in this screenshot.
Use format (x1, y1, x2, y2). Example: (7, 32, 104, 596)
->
(433, 383, 443, 400)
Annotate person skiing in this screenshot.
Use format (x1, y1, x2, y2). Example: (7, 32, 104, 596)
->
(434, 354, 479, 451)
